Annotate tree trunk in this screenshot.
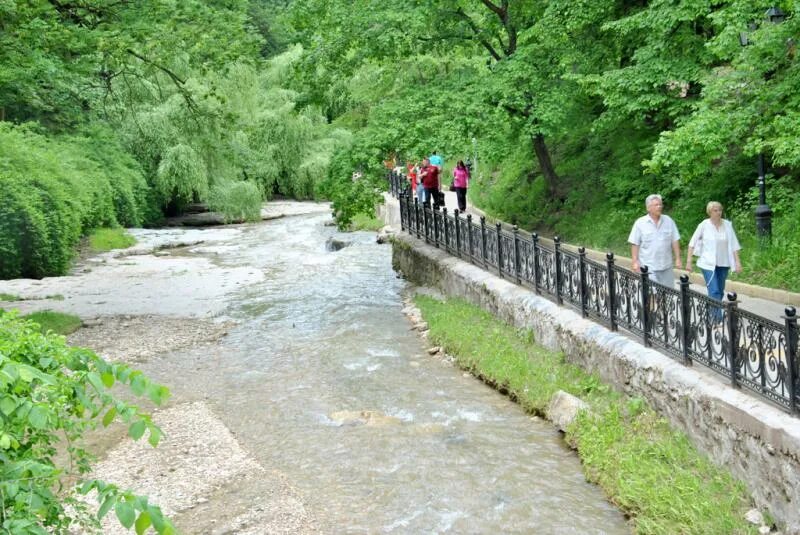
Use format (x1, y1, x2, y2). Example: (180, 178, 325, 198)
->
(532, 133, 559, 197)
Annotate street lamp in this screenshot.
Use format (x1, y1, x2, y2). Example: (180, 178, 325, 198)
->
(738, 6, 785, 242)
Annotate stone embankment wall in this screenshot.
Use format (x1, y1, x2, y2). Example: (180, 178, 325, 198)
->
(389, 229, 800, 533)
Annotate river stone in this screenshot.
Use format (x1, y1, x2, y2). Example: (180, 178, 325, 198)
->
(325, 237, 351, 251)
(329, 410, 402, 427)
(376, 225, 397, 244)
(547, 390, 589, 432)
(746, 509, 765, 525)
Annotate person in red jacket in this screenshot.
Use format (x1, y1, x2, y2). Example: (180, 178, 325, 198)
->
(418, 158, 440, 208)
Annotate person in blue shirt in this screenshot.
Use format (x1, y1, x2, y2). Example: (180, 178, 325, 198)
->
(429, 151, 443, 172)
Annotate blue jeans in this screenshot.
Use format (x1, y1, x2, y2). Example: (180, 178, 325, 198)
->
(702, 266, 729, 322)
(416, 183, 426, 204)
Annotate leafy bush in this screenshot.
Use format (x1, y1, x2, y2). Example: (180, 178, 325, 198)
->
(208, 181, 263, 223)
(0, 311, 174, 533)
(0, 124, 150, 280)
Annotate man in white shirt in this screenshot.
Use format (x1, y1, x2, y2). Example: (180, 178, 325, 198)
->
(628, 194, 682, 287)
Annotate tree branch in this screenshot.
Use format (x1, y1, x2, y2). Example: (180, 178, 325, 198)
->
(454, 8, 502, 62)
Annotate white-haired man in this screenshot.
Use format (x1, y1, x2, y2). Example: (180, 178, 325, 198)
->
(628, 194, 682, 287)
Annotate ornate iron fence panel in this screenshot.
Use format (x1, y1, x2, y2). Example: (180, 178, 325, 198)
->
(455, 216, 471, 258)
(685, 292, 729, 373)
(736, 309, 794, 410)
(444, 212, 458, 253)
(648, 283, 683, 358)
(585, 258, 610, 324)
(499, 232, 516, 279)
(470, 220, 484, 264)
(518, 238, 536, 289)
(484, 227, 499, 270)
(612, 266, 644, 336)
(559, 250, 582, 311)
(537, 246, 557, 298)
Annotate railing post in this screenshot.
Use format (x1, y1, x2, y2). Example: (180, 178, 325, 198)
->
(480, 216, 488, 268)
(679, 275, 692, 365)
(442, 207, 449, 252)
(640, 266, 650, 347)
(466, 214, 474, 264)
(532, 233, 540, 294)
(454, 210, 461, 259)
(784, 307, 798, 414)
(578, 247, 588, 318)
(554, 237, 563, 305)
(725, 292, 740, 388)
(606, 253, 617, 331)
(512, 226, 521, 284)
(496, 222, 503, 277)
(399, 193, 406, 231)
(413, 198, 420, 239)
(432, 206, 440, 248)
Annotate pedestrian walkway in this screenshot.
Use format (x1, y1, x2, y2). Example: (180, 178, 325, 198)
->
(396, 187, 798, 323)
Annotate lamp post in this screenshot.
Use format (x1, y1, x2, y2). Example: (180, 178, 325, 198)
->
(739, 7, 785, 242)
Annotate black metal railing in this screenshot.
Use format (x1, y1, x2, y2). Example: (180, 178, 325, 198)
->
(388, 170, 800, 414)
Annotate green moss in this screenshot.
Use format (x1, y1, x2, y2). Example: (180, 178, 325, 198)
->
(0, 293, 22, 301)
(415, 295, 757, 534)
(23, 310, 82, 335)
(88, 227, 136, 252)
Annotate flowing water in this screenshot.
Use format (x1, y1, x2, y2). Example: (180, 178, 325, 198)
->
(139, 204, 629, 533)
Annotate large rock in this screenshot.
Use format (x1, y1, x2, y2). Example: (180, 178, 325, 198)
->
(547, 390, 589, 432)
(326, 237, 351, 252)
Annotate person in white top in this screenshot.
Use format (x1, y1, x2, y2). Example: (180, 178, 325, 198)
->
(686, 201, 742, 319)
(628, 194, 682, 288)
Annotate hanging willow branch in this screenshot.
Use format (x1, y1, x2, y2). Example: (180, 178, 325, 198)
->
(125, 49, 199, 114)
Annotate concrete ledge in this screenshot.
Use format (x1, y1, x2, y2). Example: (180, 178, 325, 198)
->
(391, 231, 800, 533)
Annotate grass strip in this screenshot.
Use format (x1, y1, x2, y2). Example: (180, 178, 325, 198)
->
(0, 293, 22, 301)
(415, 294, 758, 535)
(23, 310, 83, 335)
(349, 213, 385, 232)
(88, 227, 136, 251)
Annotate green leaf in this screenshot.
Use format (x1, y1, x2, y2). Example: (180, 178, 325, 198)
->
(28, 405, 49, 429)
(149, 505, 165, 531)
(135, 510, 151, 535)
(115, 501, 136, 529)
(130, 374, 146, 396)
(147, 424, 162, 447)
(98, 494, 116, 519)
(87, 371, 105, 392)
(0, 434, 11, 449)
(101, 372, 115, 388)
(128, 419, 146, 440)
(0, 396, 17, 416)
(102, 407, 117, 427)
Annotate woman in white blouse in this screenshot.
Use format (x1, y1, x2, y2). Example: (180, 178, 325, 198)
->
(686, 202, 742, 319)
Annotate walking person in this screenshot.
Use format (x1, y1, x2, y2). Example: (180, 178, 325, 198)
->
(429, 151, 443, 173)
(628, 194, 682, 287)
(407, 161, 423, 203)
(452, 160, 469, 212)
(686, 201, 742, 321)
(419, 158, 440, 208)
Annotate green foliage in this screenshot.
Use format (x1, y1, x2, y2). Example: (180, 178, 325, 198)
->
(23, 310, 82, 336)
(415, 295, 757, 534)
(208, 181, 263, 223)
(0, 124, 148, 279)
(0, 294, 21, 302)
(88, 228, 137, 252)
(0, 311, 173, 533)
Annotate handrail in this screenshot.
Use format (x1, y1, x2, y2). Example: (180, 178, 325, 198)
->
(387, 170, 800, 415)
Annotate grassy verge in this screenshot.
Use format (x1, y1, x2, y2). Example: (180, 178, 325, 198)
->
(0, 293, 22, 301)
(88, 227, 136, 251)
(23, 310, 83, 335)
(349, 213, 384, 232)
(415, 295, 758, 534)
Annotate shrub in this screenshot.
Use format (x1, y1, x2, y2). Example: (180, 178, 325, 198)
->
(208, 181, 263, 223)
(0, 124, 150, 279)
(0, 310, 174, 533)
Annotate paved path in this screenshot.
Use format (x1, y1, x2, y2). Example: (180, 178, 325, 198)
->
(397, 189, 797, 323)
